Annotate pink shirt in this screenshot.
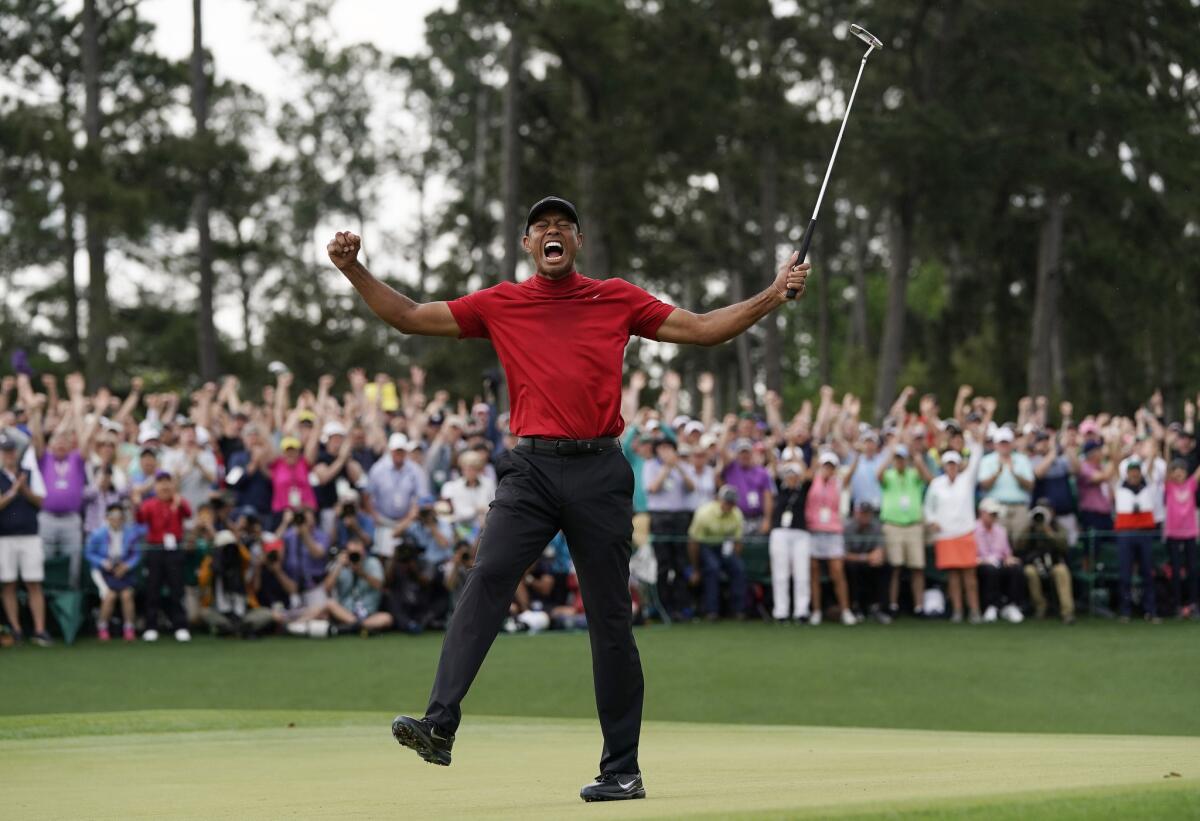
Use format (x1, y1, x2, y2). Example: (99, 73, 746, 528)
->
(974, 519, 1012, 567)
(1164, 477, 1198, 539)
(1077, 461, 1112, 514)
(270, 456, 317, 513)
(804, 474, 843, 533)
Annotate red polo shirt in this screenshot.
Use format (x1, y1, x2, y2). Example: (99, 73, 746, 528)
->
(448, 271, 674, 439)
(136, 496, 192, 545)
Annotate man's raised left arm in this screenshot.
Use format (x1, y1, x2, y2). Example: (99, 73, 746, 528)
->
(655, 253, 810, 347)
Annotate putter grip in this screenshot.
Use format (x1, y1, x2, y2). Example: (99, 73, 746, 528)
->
(785, 218, 817, 299)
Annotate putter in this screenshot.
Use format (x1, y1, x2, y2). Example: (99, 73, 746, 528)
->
(786, 23, 883, 298)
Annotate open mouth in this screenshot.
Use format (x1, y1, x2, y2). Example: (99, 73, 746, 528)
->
(543, 240, 564, 262)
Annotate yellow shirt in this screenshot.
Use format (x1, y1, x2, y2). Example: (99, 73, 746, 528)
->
(688, 500, 744, 544)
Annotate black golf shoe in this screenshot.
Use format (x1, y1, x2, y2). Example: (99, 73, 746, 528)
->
(391, 715, 454, 766)
(579, 772, 646, 802)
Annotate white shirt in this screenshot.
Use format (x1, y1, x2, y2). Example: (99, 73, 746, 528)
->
(1118, 457, 1166, 523)
(681, 462, 717, 512)
(922, 443, 982, 541)
(440, 475, 496, 525)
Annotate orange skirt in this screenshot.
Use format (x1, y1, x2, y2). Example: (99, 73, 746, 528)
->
(935, 532, 978, 570)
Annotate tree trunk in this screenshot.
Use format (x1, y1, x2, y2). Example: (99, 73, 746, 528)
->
(850, 213, 871, 353)
(574, 78, 609, 277)
(759, 143, 781, 392)
(192, 0, 218, 379)
(1027, 193, 1065, 398)
(729, 269, 754, 399)
(817, 233, 831, 386)
(62, 194, 82, 368)
(471, 85, 490, 281)
(82, 0, 110, 387)
(719, 175, 754, 399)
(232, 219, 254, 351)
(57, 77, 82, 369)
(873, 199, 914, 421)
(500, 28, 521, 282)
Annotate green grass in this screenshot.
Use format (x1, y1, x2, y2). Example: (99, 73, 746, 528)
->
(1, 713, 1197, 820)
(2, 620, 1199, 818)
(3, 620, 1199, 736)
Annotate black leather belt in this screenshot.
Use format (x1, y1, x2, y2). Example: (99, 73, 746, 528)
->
(515, 436, 619, 455)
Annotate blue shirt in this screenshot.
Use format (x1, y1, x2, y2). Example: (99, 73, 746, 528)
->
(367, 458, 430, 520)
(405, 520, 455, 567)
(979, 452, 1035, 505)
(850, 452, 886, 509)
(281, 526, 329, 592)
(227, 451, 274, 515)
(334, 512, 376, 549)
(643, 459, 691, 511)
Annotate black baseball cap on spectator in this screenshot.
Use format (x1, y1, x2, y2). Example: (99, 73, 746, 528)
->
(525, 196, 580, 234)
(718, 485, 739, 504)
(428, 411, 445, 426)
(1082, 441, 1103, 456)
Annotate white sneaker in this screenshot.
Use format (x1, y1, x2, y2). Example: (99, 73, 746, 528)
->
(174, 629, 192, 642)
(840, 609, 858, 626)
(286, 621, 309, 637)
(1001, 604, 1025, 624)
(307, 620, 331, 638)
(142, 629, 159, 642)
(983, 606, 998, 623)
(809, 610, 822, 626)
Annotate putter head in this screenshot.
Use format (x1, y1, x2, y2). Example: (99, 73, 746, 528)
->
(849, 23, 884, 51)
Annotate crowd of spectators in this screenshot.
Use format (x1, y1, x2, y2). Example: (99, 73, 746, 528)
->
(1, 366, 1197, 647)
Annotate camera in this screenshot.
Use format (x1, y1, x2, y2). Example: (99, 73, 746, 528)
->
(266, 549, 280, 564)
(395, 537, 423, 562)
(1030, 505, 1052, 527)
(348, 550, 362, 564)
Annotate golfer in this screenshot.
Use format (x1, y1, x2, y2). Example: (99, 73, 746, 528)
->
(326, 196, 809, 802)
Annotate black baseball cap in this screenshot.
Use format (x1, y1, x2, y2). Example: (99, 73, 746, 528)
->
(525, 196, 580, 234)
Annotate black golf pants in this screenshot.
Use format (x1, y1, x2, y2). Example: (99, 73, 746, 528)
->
(425, 445, 644, 774)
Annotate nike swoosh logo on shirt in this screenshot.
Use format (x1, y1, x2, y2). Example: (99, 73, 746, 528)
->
(618, 779, 637, 790)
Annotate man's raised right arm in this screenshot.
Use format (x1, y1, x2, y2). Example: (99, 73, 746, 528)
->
(327, 231, 460, 338)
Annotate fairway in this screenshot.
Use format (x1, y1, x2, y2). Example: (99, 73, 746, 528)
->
(4, 622, 1200, 818)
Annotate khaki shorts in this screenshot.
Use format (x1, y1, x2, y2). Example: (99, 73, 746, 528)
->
(883, 523, 925, 569)
(0, 535, 45, 583)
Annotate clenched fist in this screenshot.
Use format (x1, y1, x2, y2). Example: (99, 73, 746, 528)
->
(328, 231, 362, 270)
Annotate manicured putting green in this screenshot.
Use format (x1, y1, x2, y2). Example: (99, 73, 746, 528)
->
(2, 711, 1197, 820)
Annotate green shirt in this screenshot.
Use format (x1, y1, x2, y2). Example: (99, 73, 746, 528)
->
(688, 500, 744, 544)
(879, 467, 926, 526)
(334, 555, 384, 616)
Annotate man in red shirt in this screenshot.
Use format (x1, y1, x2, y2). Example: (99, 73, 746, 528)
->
(327, 196, 809, 802)
(136, 471, 193, 642)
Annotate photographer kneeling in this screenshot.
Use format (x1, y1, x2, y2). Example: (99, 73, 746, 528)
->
(1014, 500, 1075, 624)
(199, 529, 277, 637)
(287, 536, 390, 637)
(382, 535, 437, 634)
